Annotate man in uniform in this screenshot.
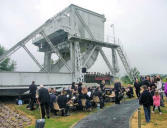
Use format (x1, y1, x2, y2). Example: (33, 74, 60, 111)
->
(100, 80, 105, 92)
(38, 85, 50, 119)
(57, 91, 69, 116)
(134, 78, 141, 98)
(29, 81, 37, 110)
(114, 80, 122, 104)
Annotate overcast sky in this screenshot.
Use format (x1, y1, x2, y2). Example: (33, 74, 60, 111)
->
(0, 0, 167, 75)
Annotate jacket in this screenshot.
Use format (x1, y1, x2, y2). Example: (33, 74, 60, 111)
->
(142, 80, 150, 87)
(139, 90, 153, 107)
(50, 93, 56, 109)
(57, 95, 68, 108)
(38, 87, 50, 104)
(164, 82, 167, 94)
(79, 93, 90, 100)
(153, 95, 160, 106)
(29, 84, 37, 98)
(134, 82, 141, 90)
(114, 82, 121, 92)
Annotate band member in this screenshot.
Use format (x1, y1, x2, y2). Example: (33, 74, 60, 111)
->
(114, 80, 122, 104)
(38, 85, 50, 119)
(29, 81, 37, 110)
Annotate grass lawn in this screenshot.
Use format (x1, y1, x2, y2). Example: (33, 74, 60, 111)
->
(16, 102, 113, 128)
(15, 84, 133, 128)
(131, 100, 167, 128)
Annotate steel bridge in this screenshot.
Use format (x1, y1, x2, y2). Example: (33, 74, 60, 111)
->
(0, 4, 134, 96)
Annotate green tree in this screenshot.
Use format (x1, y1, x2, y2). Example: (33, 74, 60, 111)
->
(121, 75, 132, 84)
(130, 67, 140, 81)
(121, 67, 140, 84)
(0, 45, 16, 71)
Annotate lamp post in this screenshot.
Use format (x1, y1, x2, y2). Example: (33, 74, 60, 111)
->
(110, 24, 116, 44)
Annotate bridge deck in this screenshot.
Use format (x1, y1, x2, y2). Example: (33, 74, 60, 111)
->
(0, 72, 72, 96)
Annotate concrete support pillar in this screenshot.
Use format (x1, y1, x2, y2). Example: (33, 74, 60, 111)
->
(70, 41, 75, 82)
(71, 41, 83, 82)
(112, 48, 119, 74)
(44, 51, 51, 72)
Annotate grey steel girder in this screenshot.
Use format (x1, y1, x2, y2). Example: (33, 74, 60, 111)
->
(75, 9, 95, 40)
(69, 36, 119, 49)
(116, 46, 133, 81)
(70, 41, 75, 81)
(22, 44, 46, 72)
(44, 51, 51, 72)
(40, 31, 72, 73)
(99, 48, 115, 75)
(0, 20, 52, 64)
(74, 8, 98, 71)
(112, 48, 119, 74)
(74, 9, 116, 75)
(83, 46, 97, 67)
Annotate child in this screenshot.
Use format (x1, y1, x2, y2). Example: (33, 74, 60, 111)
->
(152, 91, 162, 114)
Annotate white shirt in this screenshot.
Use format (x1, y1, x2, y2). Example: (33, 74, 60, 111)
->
(156, 80, 163, 92)
(87, 91, 91, 97)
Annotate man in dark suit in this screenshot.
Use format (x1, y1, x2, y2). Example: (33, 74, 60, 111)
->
(78, 82, 82, 95)
(38, 85, 50, 119)
(134, 79, 141, 98)
(114, 80, 122, 104)
(57, 91, 69, 116)
(29, 81, 37, 110)
(49, 88, 57, 115)
(94, 87, 104, 109)
(100, 80, 105, 92)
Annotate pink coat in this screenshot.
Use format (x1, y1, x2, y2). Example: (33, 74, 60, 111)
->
(153, 95, 160, 106)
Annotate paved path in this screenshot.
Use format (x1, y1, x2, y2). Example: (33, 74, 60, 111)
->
(74, 99, 139, 128)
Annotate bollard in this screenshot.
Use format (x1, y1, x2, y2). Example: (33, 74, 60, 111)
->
(138, 107, 141, 128)
(97, 103, 100, 110)
(35, 119, 45, 128)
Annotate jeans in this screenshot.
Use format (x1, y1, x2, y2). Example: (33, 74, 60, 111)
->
(143, 106, 151, 122)
(160, 92, 164, 106)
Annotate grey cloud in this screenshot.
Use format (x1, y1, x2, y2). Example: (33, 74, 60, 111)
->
(0, 0, 167, 75)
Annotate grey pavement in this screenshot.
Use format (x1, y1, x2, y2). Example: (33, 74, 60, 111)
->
(74, 99, 139, 128)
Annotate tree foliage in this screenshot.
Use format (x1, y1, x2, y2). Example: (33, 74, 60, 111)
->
(121, 67, 140, 84)
(130, 67, 140, 80)
(0, 45, 16, 71)
(121, 75, 132, 84)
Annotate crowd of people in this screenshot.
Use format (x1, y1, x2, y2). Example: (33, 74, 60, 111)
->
(27, 80, 134, 119)
(27, 75, 167, 121)
(138, 75, 167, 123)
